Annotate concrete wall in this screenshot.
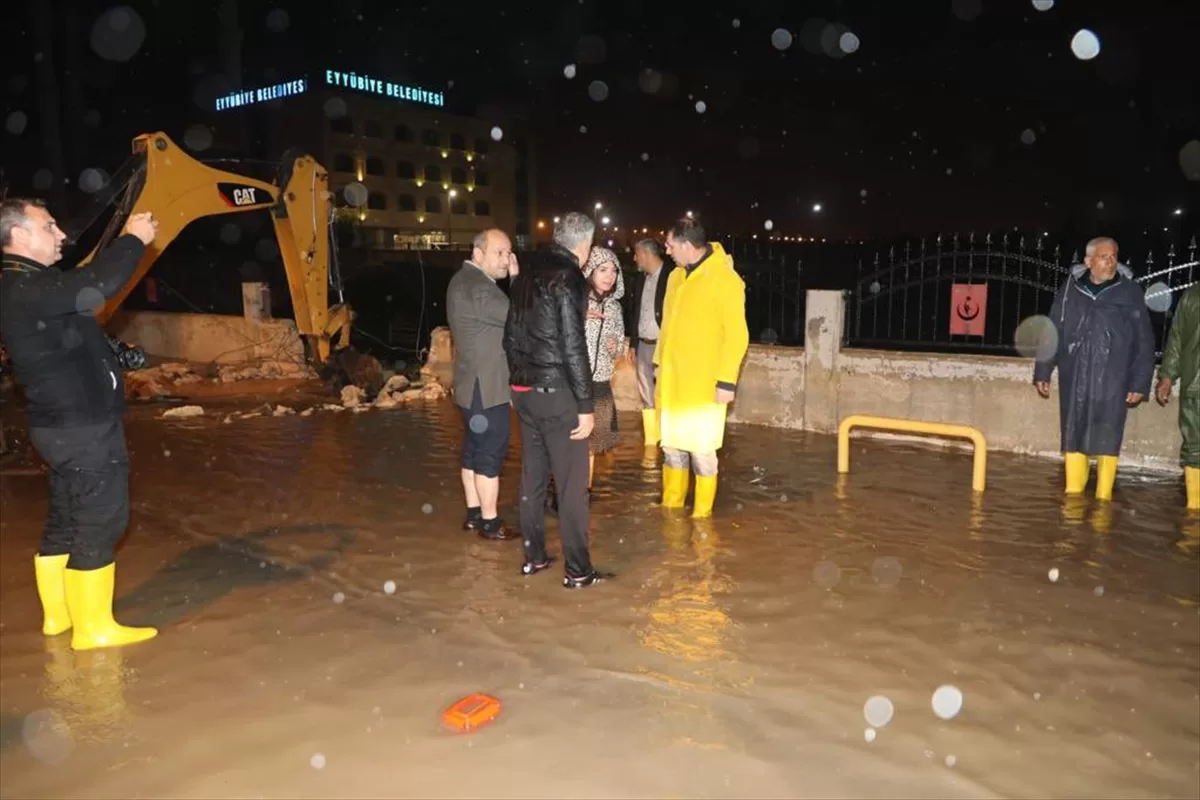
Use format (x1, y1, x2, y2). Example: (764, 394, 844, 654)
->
(110, 311, 305, 366)
(424, 287, 1184, 472)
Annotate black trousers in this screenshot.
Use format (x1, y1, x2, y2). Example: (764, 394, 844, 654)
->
(513, 390, 593, 578)
(27, 419, 130, 571)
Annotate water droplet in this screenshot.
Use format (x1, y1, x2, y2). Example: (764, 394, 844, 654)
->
(1144, 283, 1173, 314)
(863, 695, 894, 728)
(75, 287, 106, 316)
(32, 168, 53, 190)
(183, 124, 213, 152)
(421, 503, 433, 514)
(587, 80, 609, 102)
(1048, 567, 1060, 582)
(78, 168, 108, 194)
(1032, 0, 1054, 10)
(945, 754, 957, 767)
(265, 8, 290, 32)
(563, 64, 577, 79)
(1013, 315, 1058, 360)
(1093, 585, 1105, 597)
(89, 6, 146, 62)
(490, 126, 503, 142)
(864, 727, 877, 742)
(343, 182, 368, 206)
(5, 110, 28, 135)
(1070, 29, 1101, 61)
(838, 32, 860, 54)
(383, 580, 396, 595)
(871, 556, 903, 587)
(732, 18, 741, 29)
(812, 560, 841, 589)
(332, 592, 345, 604)
(310, 752, 326, 769)
(22, 709, 73, 764)
(694, 100, 707, 114)
(1021, 128, 1037, 145)
(764, 219, 774, 231)
(640, 152, 649, 162)
(771, 29, 794, 51)
(579, 125, 588, 134)
(931, 685, 964, 720)
(323, 96, 348, 120)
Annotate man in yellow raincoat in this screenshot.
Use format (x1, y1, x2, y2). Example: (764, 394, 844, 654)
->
(654, 218, 749, 518)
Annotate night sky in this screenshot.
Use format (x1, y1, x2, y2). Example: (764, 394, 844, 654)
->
(3, 0, 1198, 241)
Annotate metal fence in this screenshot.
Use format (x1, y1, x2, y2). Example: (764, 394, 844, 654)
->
(842, 233, 1196, 356)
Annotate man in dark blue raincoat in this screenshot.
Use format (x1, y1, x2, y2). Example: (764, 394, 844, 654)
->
(1033, 236, 1157, 501)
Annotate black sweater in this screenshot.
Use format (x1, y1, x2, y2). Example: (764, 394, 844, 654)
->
(0, 235, 145, 428)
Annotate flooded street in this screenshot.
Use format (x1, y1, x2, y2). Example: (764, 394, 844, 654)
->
(1, 400, 1197, 799)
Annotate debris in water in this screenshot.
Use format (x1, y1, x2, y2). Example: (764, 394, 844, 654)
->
(161, 405, 204, 419)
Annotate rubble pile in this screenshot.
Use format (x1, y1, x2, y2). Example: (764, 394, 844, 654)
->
(126, 360, 316, 400)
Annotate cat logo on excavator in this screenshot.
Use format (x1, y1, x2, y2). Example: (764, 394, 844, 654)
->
(76, 132, 354, 366)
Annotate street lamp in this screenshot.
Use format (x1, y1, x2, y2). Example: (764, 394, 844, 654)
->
(812, 203, 823, 213)
(447, 189, 457, 250)
(553, 216, 561, 223)
(685, 210, 693, 218)
(594, 202, 603, 211)
(1173, 208, 1184, 216)
(601, 216, 611, 226)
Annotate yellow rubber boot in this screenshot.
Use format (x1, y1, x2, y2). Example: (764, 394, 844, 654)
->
(1064, 452, 1090, 495)
(1095, 455, 1118, 502)
(34, 554, 72, 636)
(642, 408, 660, 447)
(661, 467, 689, 508)
(64, 564, 157, 652)
(692, 475, 718, 519)
(1185, 466, 1200, 511)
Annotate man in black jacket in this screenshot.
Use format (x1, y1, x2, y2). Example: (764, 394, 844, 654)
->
(503, 211, 607, 588)
(627, 238, 674, 446)
(0, 198, 158, 651)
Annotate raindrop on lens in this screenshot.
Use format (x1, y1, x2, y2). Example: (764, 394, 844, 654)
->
(183, 124, 213, 152)
(32, 169, 53, 190)
(871, 556, 903, 587)
(640, 152, 649, 162)
(5, 110, 28, 135)
(812, 560, 841, 588)
(588, 80, 609, 102)
(78, 168, 107, 194)
(694, 100, 707, 114)
(469, 414, 489, 434)
(1144, 282, 1172, 314)
(323, 97, 348, 120)
(579, 125, 588, 134)
(490, 126, 503, 142)
(1031, 0, 1054, 10)
(1070, 29, 1101, 61)
(332, 592, 345, 604)
(1013, 315, 1058, 360)
(383, 580, 396, 595)
(863, 696, 894, 728)
(1179, 140, 1200, 181)
(838, 32, 860, 54)
(265, 8, 289, 32)
(89, 5, 146, 62)
(310, 753, 326, 769)
(343, 182, 368, 206)
(869, 281, 882, 295)
(1048, 567, 1060, 582)
(421, 503, 433, 514)
(931, 685, 964, 720)
(1021, 128, 1037, 145)
(771, 29, 793, 51)
(764, 220, 774, 231)
(732, 18, 741, 29)
(75, 287, 106, 316)
(563, 64, 577, 79)
(22, 709, 73, 764)
(863, 728, 877, 743)
(219, 223, 242, 245)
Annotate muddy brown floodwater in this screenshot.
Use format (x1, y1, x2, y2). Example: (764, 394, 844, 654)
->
(1, 399, 1197, 799)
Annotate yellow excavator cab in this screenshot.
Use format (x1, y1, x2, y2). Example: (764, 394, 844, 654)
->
(79, 132, 353, 366)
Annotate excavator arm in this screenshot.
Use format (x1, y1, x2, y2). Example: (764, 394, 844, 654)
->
(81, 131, 353, 365)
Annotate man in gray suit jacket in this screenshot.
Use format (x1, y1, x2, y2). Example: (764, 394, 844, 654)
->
(446, 228, 520, 540)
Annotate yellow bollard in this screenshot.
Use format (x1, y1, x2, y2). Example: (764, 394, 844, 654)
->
(837, 414, 988, 493)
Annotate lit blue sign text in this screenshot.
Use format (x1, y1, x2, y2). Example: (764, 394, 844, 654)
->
(215, 78, 308, 111)
(325, 70, 445, 108)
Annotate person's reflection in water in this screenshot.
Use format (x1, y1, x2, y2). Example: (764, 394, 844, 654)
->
(41, 637, 131, 745)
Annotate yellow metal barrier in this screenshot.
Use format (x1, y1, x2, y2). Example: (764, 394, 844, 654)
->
(837, 415, 988, 493)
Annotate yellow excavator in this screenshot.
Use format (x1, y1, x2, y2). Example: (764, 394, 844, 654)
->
(79, 131, 353, 366)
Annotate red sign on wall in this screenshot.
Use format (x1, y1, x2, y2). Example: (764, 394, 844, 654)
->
(949, 283, 987, 336)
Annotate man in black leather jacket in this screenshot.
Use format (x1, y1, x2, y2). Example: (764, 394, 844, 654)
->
(503, 211, 608, 589)
(0, 198, 159, 651)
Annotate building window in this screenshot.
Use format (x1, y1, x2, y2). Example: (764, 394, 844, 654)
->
(364, 120, 383, 138)
(397, 194, 416, 212)
(396, 161, 415, 179)
(421, 129, 440, 147)
(367, 192, 387, 210)
(395, 125, 414, 142)
(474, 137, 490, 154)
(333, 153, 355, 173)
(451, 197, 468, 215)
(474, 200, 491, 217)
(475, 169, 490, 186)
(425, 196, 443, 213)
(449, 133, 466, 150)
(423, 164, 442, 183)
(450, 167, 467, 185)
(365, 156, 385, 176)
(330, 117, 353, 134)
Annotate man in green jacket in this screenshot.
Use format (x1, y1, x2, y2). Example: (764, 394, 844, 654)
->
(1155, 283, 1200, 510)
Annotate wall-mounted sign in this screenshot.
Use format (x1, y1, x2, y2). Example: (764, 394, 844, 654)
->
(950, 283, 988, 337)
(325, 70, 445, 108)
(214, 78, 308, 111)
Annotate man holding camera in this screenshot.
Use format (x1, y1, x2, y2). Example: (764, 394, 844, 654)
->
(1, 198, 158, 651)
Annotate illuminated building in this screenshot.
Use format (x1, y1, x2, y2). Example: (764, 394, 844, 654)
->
(210, 68, 536, 252)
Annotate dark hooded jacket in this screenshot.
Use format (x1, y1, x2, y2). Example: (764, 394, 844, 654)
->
(503, 243, 594, 413)
(1033, 263, 1157, 456)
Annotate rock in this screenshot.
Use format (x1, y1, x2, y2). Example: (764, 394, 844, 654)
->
(300, 408, 315, 417)
(340, 385, 365, 408)
(323, 403, 346, 412)
(161, 405, 205, 419)
(335, 348, 384, 395)
(272, 405, 295, 416)
(382, 374, 410, 394)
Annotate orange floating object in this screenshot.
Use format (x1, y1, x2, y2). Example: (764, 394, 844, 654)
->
(442, 693, 503, 732)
